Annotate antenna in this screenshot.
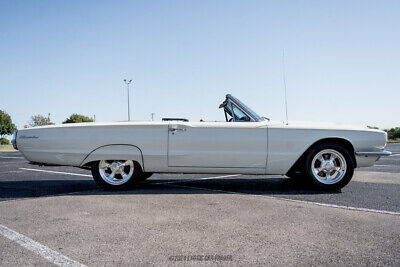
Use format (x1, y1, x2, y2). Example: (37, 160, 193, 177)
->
(282, 49, 289, 125)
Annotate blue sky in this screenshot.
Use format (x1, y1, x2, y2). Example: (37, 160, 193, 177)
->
(1, 0, 399, 129)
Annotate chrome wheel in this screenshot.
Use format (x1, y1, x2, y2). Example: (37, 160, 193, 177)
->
(98, 160, 134, 185)
(311, 149, 347, 185)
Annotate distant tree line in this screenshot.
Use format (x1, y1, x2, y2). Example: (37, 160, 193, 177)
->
(63, 114, 93, 124)
(385, 127, 400, 140)
(24, 113, 93, 127)
(1, 109, 400, 143)
(26, 113, 54, 128)
(0, 111, 95, 145)
(0, 110, 16, 144)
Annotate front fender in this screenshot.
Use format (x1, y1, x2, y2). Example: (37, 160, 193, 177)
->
(79, 144, 144, 171)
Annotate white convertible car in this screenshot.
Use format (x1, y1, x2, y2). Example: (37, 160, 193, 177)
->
(12, 94, 391, 190)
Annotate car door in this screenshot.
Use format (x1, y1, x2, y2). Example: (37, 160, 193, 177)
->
(167, 121, 268, 168)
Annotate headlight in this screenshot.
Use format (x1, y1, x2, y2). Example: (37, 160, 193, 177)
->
(11, 130, 18, 150)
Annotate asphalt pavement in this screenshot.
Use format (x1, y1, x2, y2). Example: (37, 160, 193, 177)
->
(0, 143, 399, 266)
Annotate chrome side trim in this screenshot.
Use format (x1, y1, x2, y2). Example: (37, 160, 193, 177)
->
(355, 151, 392, 157)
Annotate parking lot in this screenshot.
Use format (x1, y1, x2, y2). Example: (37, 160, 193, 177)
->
(1, 143, 399, 266)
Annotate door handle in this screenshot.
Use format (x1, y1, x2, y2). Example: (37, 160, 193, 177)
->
(169, 128, 186, 133)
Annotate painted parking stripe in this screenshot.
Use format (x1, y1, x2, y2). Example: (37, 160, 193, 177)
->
(20, 168, 238, 181)
(163, 183, 400, 216)
(0, 156, 24, 159)
(151, 174, 241, 185)
(374, 165, 399, 167)
(0, 225, 86, 267)
(19, 168, 92, 177)
(18, 167, 400, 216)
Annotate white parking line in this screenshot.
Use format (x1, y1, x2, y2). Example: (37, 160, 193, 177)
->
(152, 174, 241, 185)
(0, 156, 24, 159)
(19, 168, 92, 177)
(374, 165, 398, 167)
(18, 167, 400, 216)
(0, 225, 86, 267)
(164, 183, 400, 216)
(19, 168, 238, 181)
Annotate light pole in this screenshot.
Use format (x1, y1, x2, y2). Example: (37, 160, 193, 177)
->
(123, 79, 132, 121)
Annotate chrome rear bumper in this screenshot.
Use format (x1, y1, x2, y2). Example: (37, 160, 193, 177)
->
(355, 151, 392, 157)
(11, 130, 18, 150)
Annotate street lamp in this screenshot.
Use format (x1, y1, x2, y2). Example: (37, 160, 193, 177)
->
(123, 79, 132, 121)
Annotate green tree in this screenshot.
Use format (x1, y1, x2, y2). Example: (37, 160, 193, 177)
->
(384, 127, 400, 140)
(27, 113, 54, 127)
(0, 110, 16, 137)
(0, 137, 10, 145)
(63, 114, 93, 124)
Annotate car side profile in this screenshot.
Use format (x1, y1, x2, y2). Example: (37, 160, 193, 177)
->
(12, 94, 391, 190)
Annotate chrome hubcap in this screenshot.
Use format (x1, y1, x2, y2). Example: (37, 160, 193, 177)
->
(98, 160, 134, 185)
(311, 149, 347, 185)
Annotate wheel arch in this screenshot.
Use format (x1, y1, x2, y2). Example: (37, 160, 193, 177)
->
(79, 144, 145, 171)
(287, 137, 356, 175)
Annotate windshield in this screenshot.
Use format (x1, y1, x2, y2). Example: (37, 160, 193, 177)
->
(232, 104, 251, 121)
(220, 94, 265, 122)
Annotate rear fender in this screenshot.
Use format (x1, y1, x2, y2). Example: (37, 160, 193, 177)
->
(79, 144, 144, 171)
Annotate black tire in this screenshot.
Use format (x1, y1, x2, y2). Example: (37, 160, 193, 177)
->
(91, 160, 143, 190)
(137, 172, 153, 181)
(304, 143, 354, 191)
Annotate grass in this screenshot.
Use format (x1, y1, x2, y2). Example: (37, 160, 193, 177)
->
(0, 144, 17, 152)
(388, 139, 400, 143)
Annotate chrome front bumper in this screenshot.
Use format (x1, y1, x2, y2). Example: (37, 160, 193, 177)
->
(355, 151, 392, 157)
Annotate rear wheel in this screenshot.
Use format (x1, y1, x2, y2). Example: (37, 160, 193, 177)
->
(91, 160, 143, 190)
(304, 143, 354, 190)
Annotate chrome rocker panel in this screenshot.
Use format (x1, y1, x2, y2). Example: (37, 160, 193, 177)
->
(355, 151, 392, 157)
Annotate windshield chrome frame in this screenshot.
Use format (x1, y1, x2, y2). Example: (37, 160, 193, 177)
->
(223, 94, 262, 122)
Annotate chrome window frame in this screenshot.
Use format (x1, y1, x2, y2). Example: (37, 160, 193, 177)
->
(220, 94, 261, 122)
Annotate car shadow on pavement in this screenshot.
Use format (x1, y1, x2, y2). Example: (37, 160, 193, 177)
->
(0, 177, 339, 201)
(147, 177, 340, 196)
(0, 180, 98, 201)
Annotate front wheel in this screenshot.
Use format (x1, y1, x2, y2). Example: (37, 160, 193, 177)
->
(304, 143, 354, 190)
(91, 160, 143, 190)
